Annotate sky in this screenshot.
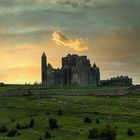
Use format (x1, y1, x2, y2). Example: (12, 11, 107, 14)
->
(0, 0, 140, 84)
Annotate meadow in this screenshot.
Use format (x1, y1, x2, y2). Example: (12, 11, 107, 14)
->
(0, 86, 139, 140)
(0, 85, 120, 93)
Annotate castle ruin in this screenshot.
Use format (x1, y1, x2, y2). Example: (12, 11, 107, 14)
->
(41, 53, 100, 86)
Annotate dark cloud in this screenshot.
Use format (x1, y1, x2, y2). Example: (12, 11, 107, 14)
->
(0, 0, 139, 37)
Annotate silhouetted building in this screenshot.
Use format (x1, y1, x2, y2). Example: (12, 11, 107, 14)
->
(101, 76, 132, 87)
(41, 53, 100, 86)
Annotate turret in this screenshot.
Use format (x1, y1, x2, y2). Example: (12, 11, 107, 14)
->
(93, 63, 97, 68)
(41, 52, 47, 85)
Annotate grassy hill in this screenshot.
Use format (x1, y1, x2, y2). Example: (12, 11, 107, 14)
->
(0, 85, 121, 93)
(0, 90, 139, 140)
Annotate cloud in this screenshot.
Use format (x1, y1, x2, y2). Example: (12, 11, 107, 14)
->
(52, 31, 88, 51)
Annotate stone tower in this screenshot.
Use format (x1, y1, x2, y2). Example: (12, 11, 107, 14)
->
(41, 52, 47, 85)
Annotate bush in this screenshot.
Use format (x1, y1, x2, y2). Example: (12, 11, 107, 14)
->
(100, 124, 116, 140)
(11, 118, 15, 123)
(49, 118, 58, 130)
(30, 113, 37, 117)
(88, 128, 99, 139)
(127, 128, 134, 136)
(96, 118, 100, 124)
(58, 109, 63, 115)
(94, 111, 99, 115)
(27, 90, 33, 96)
(38, 138, 42, 140)
(16, 123, 22, 130)
(7, 129, 17, 137)
(46, 112, 50, 115)
(84, 117, 92, 123)
(29, 118, 35, 128)
(17, 132, 21, 136)
(16, 123, 28, 130)
(45, 131, 51, 138)
(0, 125, 8, 133)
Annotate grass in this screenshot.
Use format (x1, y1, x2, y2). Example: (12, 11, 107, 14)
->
(0, 85, 122, 93)
(0, 90, 139, 139)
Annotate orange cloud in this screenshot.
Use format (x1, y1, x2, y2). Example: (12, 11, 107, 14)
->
(52, 31, 88, 51)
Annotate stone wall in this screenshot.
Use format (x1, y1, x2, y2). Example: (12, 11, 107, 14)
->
(0, 88, 130, 96)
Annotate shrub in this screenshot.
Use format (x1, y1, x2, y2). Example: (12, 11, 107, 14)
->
(127, 128, 134, 136)
(96, 118, 100, 124)
(38, 138, 42, 140)
(30, 113, 37, 117)
(84, 117, 92, 123)
(16, 123, 22, 130)
(0, 125, 8, 133)
(16, 123, 28, 130)
(27, 90, 33, 96)
(11, 118, 15, 123)
(58, 109, 63, 115)
(17, 132, 21, 136)
(94, 111, 99, 115)
(23, 91, 33, 96)
(88, 128, 99, 139)
(49, 118, 58, 130)
(45, 131, 51, 138)
(46, 112, 50, 115)
(29, 118, 35, 128)
(7, 129, 17, 137)
(100, 124, 116, 140)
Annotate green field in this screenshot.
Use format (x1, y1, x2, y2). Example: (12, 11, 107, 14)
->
(0, 85, 121, 93)
(0, 90, 140, 140)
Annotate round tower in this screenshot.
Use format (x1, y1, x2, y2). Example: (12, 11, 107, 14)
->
(41, 52, 47, 85)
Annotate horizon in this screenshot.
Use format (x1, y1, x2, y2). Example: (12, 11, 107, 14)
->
(0, 0, 140, 84)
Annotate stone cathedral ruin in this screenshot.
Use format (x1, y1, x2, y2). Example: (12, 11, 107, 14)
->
(41, 52, 100, 86)
(41, 52, 132, 87)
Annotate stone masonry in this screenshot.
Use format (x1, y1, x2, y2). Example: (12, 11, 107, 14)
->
(41, 53, 100, 86)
